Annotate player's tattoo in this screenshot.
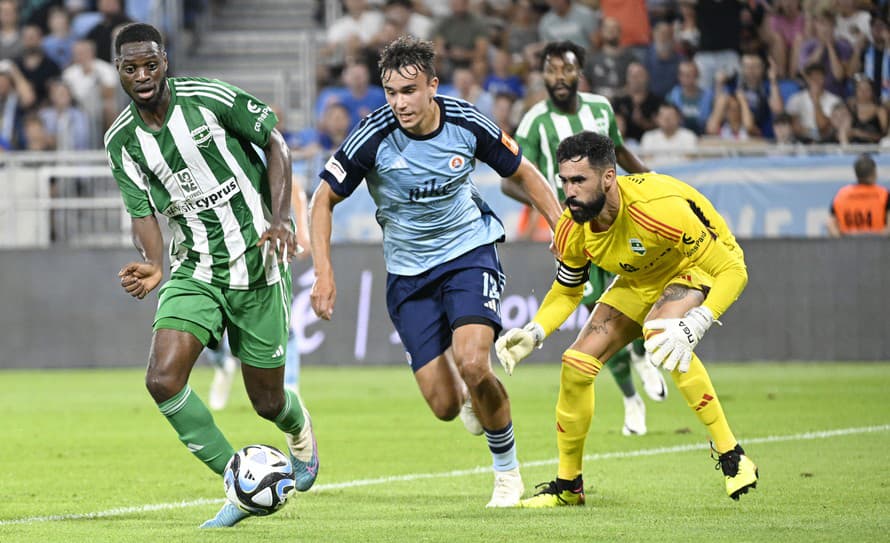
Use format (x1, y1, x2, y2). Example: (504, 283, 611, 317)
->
(653, 284, 689, 309)
(583, 304, 623, 337)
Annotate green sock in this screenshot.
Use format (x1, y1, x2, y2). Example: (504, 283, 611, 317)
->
(157, 385, 235, 475)
(605, 348, 636, 398)
(273, 388, 306, 435)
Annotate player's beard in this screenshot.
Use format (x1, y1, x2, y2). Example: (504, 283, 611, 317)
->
(565, 193, 606, 224)
(546, 79, 578, 111)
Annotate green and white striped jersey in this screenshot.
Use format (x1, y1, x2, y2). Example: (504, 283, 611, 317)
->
(514, 92, 624, 200)
(105, 77, 282, 290)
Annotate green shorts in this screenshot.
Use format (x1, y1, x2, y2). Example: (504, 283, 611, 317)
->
(581, 265, 617, 307)
(153, 272, 292, 368)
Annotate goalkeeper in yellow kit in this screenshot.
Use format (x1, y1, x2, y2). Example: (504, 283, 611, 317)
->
(496, 131, 758, 506)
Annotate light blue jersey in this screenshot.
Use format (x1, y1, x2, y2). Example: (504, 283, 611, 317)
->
(319, 96, 522, 275)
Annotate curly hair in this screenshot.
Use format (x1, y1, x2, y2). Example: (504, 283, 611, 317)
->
(378, 35, 436, 83)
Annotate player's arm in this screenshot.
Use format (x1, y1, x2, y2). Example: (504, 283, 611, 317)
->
(506, 156, 563, 231)
(119, 214, 164, 300)
(257, 128, 297, 261)
(826, 202, 842, 238)
(290, 173, 311, 258)
(308, 181, 345, 320)
(616, 145, 648, 174)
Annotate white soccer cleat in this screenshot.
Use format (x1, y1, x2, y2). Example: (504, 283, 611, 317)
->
(486, 467, 524, 507)
(208, 355, 237, 411)
(630, 348, 667, 402)
(459, 396, 484, 436)
(622, 393, 647, 436)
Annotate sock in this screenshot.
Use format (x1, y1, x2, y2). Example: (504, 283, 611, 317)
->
(605, 347, 635, 397)
(273, 388, 307, 435)
(157, 385, 235, 474)
(484, 421, 518, 471)
(671, 354, 737, 453)
(556, 474, 584, 493)
(556, 349, 603, 481)
(284, 329, 300, 391)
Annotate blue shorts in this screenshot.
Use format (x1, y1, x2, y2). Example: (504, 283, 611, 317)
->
(386, 243, 505, 372)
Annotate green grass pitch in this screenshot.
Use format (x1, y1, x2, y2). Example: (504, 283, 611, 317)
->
(1, 362, 888, 542)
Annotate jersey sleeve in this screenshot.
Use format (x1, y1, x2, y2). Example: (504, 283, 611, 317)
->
(532, 212, 589, 337)
(107, 144, 154, 218)
(318, 114, 387, 198)
(513, 113, 541, 172)
(458, 101, 522, 177)
(605, 101, 625, 148)
(213, 80, 278, 148)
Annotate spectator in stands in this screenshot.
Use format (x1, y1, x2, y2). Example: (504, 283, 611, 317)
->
(21, 112, 51, 150)
(772, 111, 801, 147)
(484, 48, 523, 99)
(537, 0, 599, 49)
(503, 0, 539, 66)
(68, 0, 103, 39)
(433, 0, 489, 79)
(798, 10, 853, 98)
(443, 65, 494, 118)
(706, 80, 760, 141)
(42, 5, 75, 69)
(826, 101, 853, 145)
(85, 0, 132, 62)
(693, 0, 742, 90)
(292, 101, 351, 161)
(846, 73, 888, 144)
(490, 90, 517, 134)
(599, 0, 651, 60)
(61, 38, 116, 148)
(767, 0, 805, 79)
(849, 15, 889, 105)
(380, 0, 432, 40)
(583, 17, 636, 100)
(0, 0, 23, 60)
(314, 60, 386, 132)
(15, 23, 60, 106)
(640, 102, 698, 165)
(38, 78, 90, 150)
(644, 20, 681, 99)
(734, 53, 784, 139)
(0, 59, 34, 148)
(826, 153, 890, 237)
(320, 0, 384, 84)
(833, 0, 871, 47)
(674, 0, 699, 58)
(666, 60, 713, 135)
(738, 0, 769, 55)
(612, 61, 662, 143)
(785, 63, 841, 142)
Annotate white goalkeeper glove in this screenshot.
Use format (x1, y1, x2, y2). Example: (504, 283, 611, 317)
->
(643, 306, 718, 373)
(495, 322, 544, 376)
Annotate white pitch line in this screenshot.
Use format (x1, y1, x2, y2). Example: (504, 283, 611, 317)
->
(2, 424, 887, 526)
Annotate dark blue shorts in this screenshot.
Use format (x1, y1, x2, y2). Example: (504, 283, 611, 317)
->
(386, 243, 505, 372)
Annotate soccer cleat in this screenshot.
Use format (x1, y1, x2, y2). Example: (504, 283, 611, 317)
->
(286, 398, 319, 491)
(459, 396, 484, 436)
(485, 467, 524, 507)
(621, 393, 647, 436)
(714, 443, 759, 500)
(208, 354, 238, 411)
(630, 348, 667, 401)
(519, 478, 585, 508)
(199, 501, 250, 528)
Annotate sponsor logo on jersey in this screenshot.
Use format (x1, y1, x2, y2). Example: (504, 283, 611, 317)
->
(246, 99, 263, 114)
(190, 125, 212, 148)
(174, 168, 200, 196)
(629, 237, 646, 255)
(163, 178, 240, 217)
(448, 155, 465, 171)
(501, 132, 519, 155)
(619, 262, 639, 273)
(408, 178, 448, 202)
(682, 233, 695, 244)
(248, 99, 271, 132)
(325, 156, 347, 183)
(685, 231, 707, 256)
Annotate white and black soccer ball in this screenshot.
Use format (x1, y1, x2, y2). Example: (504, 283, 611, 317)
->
(223, 444, 295, 515)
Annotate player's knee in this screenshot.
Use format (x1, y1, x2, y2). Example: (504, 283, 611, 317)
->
(144, 370, 183, 403)
(250, 394, 286, 421)
(429, 397, 461, 421)
(455, 348, 492, 388)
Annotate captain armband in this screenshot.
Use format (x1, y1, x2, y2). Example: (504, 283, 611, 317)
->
(555, 261, 591, 288)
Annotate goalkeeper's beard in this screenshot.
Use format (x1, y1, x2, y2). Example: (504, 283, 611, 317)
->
(565, 193, 606, 224)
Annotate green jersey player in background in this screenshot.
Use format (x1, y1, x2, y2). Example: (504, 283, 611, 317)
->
(502, 41, 667, 436)
(106, 23, 317, 528)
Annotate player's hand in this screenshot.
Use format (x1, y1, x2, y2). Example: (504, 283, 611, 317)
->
(495, 322, 544, 376)
(310, 271, 336, 320)
(257, 220, 297, 263)
(118, 261, 163, 300)
(643, 306, 716, 373)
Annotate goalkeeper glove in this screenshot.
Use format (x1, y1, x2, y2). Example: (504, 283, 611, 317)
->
(643, 306, 717, 373)
(495, 322, 544, 376)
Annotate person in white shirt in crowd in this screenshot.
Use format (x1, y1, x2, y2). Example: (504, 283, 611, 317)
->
(61, 38, 116, 148)
(640, 102, 698, 166)
(785, 63, 842, 142)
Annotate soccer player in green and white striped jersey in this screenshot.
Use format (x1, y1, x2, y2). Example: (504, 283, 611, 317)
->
(107, 23, 317, 528)
(502, 41, 668, 440)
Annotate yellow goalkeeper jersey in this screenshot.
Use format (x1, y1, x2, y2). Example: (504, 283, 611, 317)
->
(551, 171, 747, 320)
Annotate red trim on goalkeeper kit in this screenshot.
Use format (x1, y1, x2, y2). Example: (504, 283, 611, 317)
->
(695, 393, 715, 411)
(554, 217, 575, 255)
(628, 205, 681, 242)
(562, 353, 601, 377)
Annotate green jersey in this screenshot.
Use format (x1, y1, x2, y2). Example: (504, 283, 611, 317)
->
(514, 92, 623, 200)
(105, 77, 281, 290)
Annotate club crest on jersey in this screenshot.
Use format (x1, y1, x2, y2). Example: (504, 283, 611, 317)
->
(448, 155, 465, 171)
(190, 125, 212, 148)
(629, 238, 646, 255)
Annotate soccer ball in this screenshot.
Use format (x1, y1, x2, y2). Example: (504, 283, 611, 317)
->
(223, 444, 295, 515)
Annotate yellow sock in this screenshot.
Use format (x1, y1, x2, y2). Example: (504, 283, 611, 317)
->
(671, 354, 737, 453)
(556, 349, 603, 481)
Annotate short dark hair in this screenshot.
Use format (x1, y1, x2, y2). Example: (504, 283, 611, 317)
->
(378, 35, 436, 82)
(556, 131, 616, 171)
(854, 153, 876, 181)
(803, 62, 825, 76)
(774, 112, 792, 125)
(114, 23, 164, 57)
(540, 40, 586, 71)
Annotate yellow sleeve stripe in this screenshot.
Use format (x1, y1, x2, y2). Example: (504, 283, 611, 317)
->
(554, 216, 576, 255)
(628, 205, 681, 242)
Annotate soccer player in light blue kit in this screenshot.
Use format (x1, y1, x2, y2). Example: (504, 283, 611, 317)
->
(310, 36, 563, 507)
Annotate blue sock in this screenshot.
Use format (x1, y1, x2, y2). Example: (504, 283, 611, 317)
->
(285, 329, 300, 390)
(484, 421, 518, 471)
